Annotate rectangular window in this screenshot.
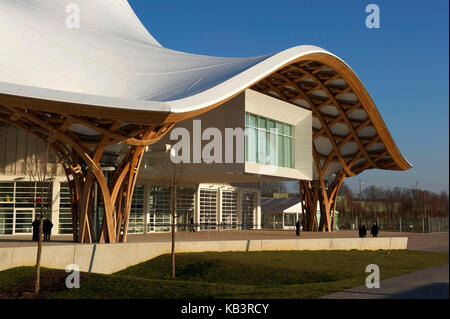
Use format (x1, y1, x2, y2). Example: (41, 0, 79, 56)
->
(148, 186, 171, 233)
(0, 182, 51, 235)
(199, 189, 218, 231)
(128, 185, 145, 234)
(245, 113, 293, 168)
(247, 127, 257, 163)
(241, 192, 255, 230)
(277, 134, 285, 167)
(248, 114, 258, 128)
(221, 190, 237, 230)
(59, 183, 73, 234)
(176, 187, 196, 232)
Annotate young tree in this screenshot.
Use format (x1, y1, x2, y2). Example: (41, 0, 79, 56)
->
(26, 137, 60, 294)
(158, 148, 185, 279)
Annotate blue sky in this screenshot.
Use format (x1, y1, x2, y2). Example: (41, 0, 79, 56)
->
(128, 0, 449, 193)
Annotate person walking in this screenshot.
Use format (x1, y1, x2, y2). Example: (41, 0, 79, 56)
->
(295, 220, 301, 236)
(43, 218, 53, 242)
(189, 216, 196, 233)
(32, 218, 40, 241)
(358, 222, 367, 238)
(371, 221, 379, 238)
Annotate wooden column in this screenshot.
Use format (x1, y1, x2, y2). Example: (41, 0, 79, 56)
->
(299, 173, 345, 232)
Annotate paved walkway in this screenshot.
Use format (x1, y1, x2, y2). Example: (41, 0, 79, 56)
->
(321, 264, 449, 299)
(0, 230, 448, 252)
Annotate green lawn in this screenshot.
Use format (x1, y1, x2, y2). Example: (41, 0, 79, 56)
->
(1, 250, 448, 299)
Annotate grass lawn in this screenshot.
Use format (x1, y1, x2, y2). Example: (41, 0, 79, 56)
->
(0, 250, 448, 299)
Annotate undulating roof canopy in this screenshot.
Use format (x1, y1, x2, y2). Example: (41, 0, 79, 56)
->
(0, 0, 411, 181)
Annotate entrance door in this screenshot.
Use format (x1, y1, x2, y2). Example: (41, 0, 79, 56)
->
(14, 208, 35, 234)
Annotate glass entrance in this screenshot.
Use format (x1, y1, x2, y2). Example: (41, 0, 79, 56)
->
(14, 208, 35, 234)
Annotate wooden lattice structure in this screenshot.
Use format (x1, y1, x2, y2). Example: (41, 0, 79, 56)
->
(251, 54, 411, 231)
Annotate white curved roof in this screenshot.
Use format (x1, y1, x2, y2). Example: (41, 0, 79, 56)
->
(0, 0, 342, 113)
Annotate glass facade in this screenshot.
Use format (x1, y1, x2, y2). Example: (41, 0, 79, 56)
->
(221, 190, 237, 229)
(148, 186, 171, 233)
(241, 192, 256, 230)
(283, 213, 297, 227)
(0, 181, 258, 235)
(58, 183, 73, 234)
(199, 189, 218, 230)
(0, 182, 51, 235)
(176, 187, 196, 232)
(148, 186, 196, 233)
(128, 185, 145, 234)
(245, 113, 293, 168)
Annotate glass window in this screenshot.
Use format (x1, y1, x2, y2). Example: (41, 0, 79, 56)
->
(284, 213, 296, 227)
(221, 190, 237, 229)
(269, 133, 277, 166)
(285, 124, 293, 137)
(148, 187, 171, 233)
(128, 185, 145, 234)
(276, 122, 284, 135)
(245, 112, 293, 168)
(285, 137, 292, 168)
(248, 114, 257, 128)
(247, 127, 257, 163)
(59, 183, 73, 234)
(257, 130, 268, 164)
(200, 189, 218, 231)
(277, 135, 285, 167)
(258, 117, 267, 130)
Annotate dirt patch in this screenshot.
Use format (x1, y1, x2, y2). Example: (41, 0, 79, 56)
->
(0, 270, 93, 299)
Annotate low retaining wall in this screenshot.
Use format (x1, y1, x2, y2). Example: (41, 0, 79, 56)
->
(0, 237, 408, 274)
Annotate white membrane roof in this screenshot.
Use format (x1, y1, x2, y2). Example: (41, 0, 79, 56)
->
(0, 0, 347, 114)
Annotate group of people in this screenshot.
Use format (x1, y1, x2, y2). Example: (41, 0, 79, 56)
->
(293, 219, 379, 238)
(358, 221, 379, 238)
(31, 218, 53, 242)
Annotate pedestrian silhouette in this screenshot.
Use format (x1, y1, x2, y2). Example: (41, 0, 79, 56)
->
(371, 221, 379, 238)
(295, 220, 301, 236)
(358, 222, 367, 238)
(43, 218, 53, 241)
(32, 218, 40, 241)
(189, 216, 196, 233)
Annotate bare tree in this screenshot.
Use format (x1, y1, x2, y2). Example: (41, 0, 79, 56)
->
(158, 149, 185, 279)
(26, 137, 60, 294)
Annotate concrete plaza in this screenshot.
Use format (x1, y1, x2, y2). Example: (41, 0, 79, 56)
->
(0, 230, 448, 252)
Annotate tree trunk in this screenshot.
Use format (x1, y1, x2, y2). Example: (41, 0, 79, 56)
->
(34, 218, 43, 294)
(171, 186, 177, 279)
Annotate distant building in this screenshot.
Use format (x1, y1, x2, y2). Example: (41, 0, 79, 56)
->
(262, 197, 339, 230)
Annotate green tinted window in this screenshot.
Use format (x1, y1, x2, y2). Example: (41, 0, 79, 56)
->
(249, 114, 257, 127)
(258, 117, 267, 130)
(245, 113, 293, 168)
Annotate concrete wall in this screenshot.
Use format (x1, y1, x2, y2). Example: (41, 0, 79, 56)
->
(0, 237, 408, 274)
(0, 123, 65, 176)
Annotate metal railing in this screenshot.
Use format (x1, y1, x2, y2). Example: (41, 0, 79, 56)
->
(144, 222, 261, 233)
(338, 216, 449, 233)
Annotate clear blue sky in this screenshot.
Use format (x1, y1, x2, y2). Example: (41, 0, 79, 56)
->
(128, 0, 449, 193)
